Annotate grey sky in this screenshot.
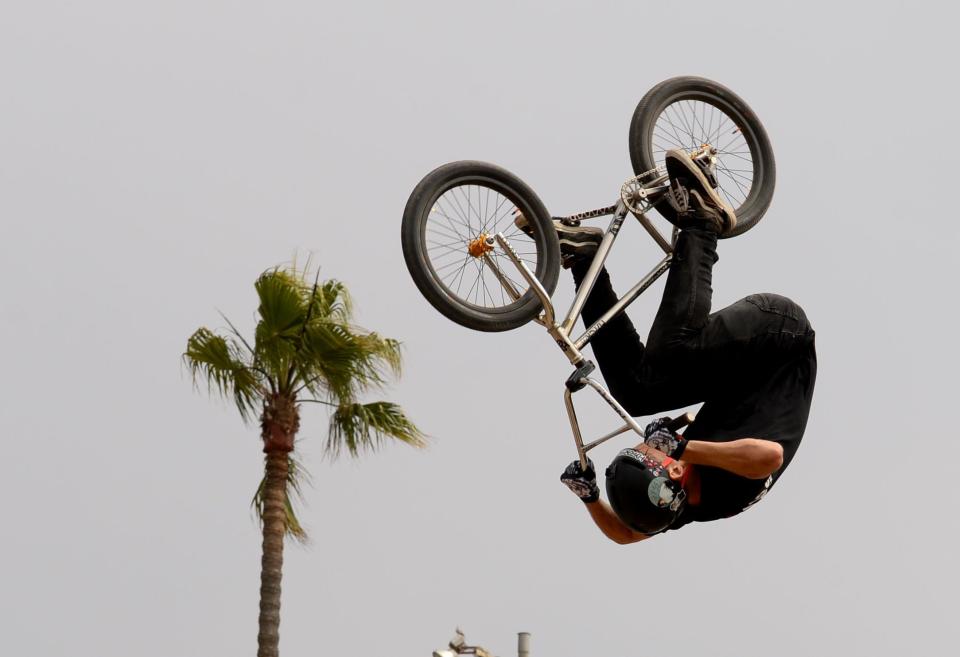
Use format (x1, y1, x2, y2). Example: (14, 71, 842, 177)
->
(1, 1, 957, 656)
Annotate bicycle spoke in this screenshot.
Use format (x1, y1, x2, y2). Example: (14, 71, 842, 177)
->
(481, 185, 490, 235)
(454, 185, 477, 235)
(716, 126, 747, 154)
(431, 252, 472, 271)
(436, 255, 472, 274)
(475, 259, 490, 306)
(434, 198, 472, 240)
(430, 209, 468, 243)
(660, 107, 691, 151)
(492, 202, 520, 235)
(444, 256, 472, 291)
(660, 105, 695, 155)
(716, 151, 754, 164)
(450, 188, 475, 236)
(717, 165, 754, 185)
(464, 260, 482, 305)
(665, 103, 691, 147)
(682, 101, 700, 149)
(653, 126, 685, 149)
(427, 236, 470, 250)
(427, 223, 468, 245)
(706, 114, 731, 150)
(476, 258, 495, 307)
(716, 165, 751, 202)
(679, 101, 700, 149)
(705, 103, 718, 150)
(439, 193, 471, 230)
(689, 100, 712, 145)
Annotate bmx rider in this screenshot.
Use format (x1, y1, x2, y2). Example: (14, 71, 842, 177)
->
(543, 149, 817, 542)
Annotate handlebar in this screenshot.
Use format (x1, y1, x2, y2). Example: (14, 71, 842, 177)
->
(665, 412, 695, 433)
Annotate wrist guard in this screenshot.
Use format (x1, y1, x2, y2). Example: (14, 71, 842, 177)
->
(560, 459, 600, 503)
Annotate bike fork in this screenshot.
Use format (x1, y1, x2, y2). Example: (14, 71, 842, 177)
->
(563, 366, 647, 470)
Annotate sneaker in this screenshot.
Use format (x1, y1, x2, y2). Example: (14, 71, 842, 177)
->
(693, 149, 720, 189)
(660, 185, 728, 235)
(514, 212, 603, 267)
(664, 149, 736, 235)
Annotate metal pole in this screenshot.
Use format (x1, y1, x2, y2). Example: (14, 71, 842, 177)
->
(572, 255, 672, 350)
(518, 633, 530, 657)
(634, 211, 674, 254)
(492, 233, 556, 327)
(564, 388, 589, 470)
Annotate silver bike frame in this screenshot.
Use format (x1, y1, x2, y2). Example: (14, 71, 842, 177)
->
(484, 183, 693, 468)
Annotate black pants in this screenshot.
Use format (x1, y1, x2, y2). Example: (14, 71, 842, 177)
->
(572, 228, 815, 417)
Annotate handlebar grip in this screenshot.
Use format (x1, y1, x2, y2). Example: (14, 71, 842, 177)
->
(666, 412, 695, 432)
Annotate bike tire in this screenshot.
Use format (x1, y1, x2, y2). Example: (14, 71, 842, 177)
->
(629, 76, 776, 238)
(401, 160, 561, 332)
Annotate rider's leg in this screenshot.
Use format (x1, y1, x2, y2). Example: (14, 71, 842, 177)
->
(644, 227, 718, 365)
(643, 226, 815, 399)
(570, 261, 648, 414)
(633, 227, 726, 409)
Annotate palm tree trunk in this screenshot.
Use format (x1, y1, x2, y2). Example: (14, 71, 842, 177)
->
(257, 451, 289, 657)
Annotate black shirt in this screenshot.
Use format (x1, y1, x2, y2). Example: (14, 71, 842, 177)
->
(668, 334, 817, 530)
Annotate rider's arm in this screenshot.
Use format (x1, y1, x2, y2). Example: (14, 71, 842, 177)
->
(682, 438, 783, 479)
(583, 499, 651, 545)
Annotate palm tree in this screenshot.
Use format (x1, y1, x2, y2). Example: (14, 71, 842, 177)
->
(184, 266, 425, 657)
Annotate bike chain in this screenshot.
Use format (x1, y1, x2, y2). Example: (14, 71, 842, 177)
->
(556, 205, 619, 224)
(555, 164, 665, 224)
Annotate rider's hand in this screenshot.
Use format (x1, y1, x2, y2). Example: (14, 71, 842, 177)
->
(560, 458, 600, 503)
(643, 416, 687, 458)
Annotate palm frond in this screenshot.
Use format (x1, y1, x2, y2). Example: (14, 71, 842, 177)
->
(256, 268, 309, 335)
(326, 401, 426, 459)
(218, 310, 256, 356)
(313, 279, 352, 323)
(295, 321, 372, 399)
(251, 453, 311, 542)
(354, 332, 403, 378)
(294, 323, 406, 401)
(254, 269, 308, 384)
(184, 328, 261, 421)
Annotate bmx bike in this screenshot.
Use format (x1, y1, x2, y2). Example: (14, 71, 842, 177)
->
(401, 76, 776, 467)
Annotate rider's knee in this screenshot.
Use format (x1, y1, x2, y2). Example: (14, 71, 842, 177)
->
(744, 293, 813, 334)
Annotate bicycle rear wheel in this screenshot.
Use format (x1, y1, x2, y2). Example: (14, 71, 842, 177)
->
(401, 161, 561, 332)
(629, 77, 776, 237)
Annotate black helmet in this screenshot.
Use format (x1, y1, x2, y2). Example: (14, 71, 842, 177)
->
(605, 448, 687, 535)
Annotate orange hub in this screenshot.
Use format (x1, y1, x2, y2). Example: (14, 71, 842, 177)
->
(467, 234, 494, 258)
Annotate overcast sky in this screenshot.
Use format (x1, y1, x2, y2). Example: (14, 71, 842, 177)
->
(2, 1, 957, 656)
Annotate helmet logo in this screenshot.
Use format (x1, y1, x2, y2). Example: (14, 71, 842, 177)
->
(647, 477, 675, 508)
(646, 476, 686, 511)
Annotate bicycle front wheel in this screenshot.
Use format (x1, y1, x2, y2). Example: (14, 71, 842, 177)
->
(401, 161, 561, 332)
(629, 77, 776, 237)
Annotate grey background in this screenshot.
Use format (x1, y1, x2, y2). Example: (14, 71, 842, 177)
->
(1, 1, 956, 656)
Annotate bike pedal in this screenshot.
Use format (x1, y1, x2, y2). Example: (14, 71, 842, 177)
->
(565, 360, 596, 392)
(695, 156, 720, 189)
